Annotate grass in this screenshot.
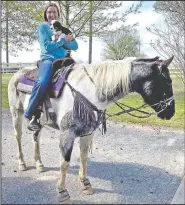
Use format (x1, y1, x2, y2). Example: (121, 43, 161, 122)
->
(106, 94, 184, 129)
(2, 84, 9, 108)
(1, 72, 184, 129)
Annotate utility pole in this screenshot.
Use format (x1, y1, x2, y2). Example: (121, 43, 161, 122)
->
(6, 1, 9, 64)
(138, 39, 141, 56)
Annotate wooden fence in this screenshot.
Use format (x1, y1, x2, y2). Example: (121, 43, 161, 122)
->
(1, 63, 36, 73)
(1, 62, 183, 77)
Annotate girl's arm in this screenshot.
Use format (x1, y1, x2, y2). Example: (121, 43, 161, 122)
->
(38, 23, 67, 52)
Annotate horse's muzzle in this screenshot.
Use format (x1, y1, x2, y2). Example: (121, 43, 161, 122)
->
(157, 100, 175, 120)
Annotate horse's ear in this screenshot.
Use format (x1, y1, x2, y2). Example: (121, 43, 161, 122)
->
(154, 56, 174, 74)
(161, 56, 174, 67)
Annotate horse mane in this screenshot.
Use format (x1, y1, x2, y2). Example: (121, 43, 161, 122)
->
(69, 60, 132, 99)
(133, 56, 159, 62)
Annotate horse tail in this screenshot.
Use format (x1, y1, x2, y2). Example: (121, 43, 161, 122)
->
(8, 70, 26, 109)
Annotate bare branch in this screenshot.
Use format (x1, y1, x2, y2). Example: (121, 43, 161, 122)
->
(70, 2, 90, 25)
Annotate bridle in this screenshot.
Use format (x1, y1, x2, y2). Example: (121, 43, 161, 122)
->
(150, 95, 174, 115)
(83, 66, 174, 119)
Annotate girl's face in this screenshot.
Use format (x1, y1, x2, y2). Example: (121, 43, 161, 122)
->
(46, 6, 59, 23)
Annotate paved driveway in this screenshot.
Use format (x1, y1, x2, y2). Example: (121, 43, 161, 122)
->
(2, 108, 184, 204)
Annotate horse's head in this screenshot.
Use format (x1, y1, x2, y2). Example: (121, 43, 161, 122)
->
(131, 56, 175, 120)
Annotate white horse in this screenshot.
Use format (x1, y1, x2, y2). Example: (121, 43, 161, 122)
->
(8, 56, 175, 203)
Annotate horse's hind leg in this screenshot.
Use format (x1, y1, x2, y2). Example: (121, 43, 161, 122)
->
(33, 130, 45, 172)
(10, 106, 27, 171)
(79, 134, 93, 195)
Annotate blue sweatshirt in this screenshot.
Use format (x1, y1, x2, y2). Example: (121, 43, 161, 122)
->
(38, 22, 78, 60)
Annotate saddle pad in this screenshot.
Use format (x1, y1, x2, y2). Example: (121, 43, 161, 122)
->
(24, 67, 38, 81)
(17, 67, 72, 98)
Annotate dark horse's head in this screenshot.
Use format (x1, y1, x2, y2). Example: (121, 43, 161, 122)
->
(131, 56, 175, 120)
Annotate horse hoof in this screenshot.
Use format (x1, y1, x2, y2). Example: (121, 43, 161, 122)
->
(19, 164, 27, 171)
(82, 186, 93, 195)
(80, 178, 94, 195)
(57, 189, 72, 204)
(36, 165, 45, 173)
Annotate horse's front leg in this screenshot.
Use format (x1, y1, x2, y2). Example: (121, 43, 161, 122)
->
(56, 129, 75, 204)
(33, 130, 45, 172)
(79, 134, 93, 195)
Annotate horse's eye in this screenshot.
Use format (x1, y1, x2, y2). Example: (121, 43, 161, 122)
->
(165, 76, 172, 85)
(162, 73, 172, 85)
(167, 78, 172, 85)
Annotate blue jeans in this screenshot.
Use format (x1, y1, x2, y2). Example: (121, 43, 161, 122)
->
(24, 59, 54, 119)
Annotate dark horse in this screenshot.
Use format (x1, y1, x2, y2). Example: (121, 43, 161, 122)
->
(8, 56, 175, 203)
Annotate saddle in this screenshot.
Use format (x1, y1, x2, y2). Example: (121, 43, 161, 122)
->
(25, 57, 75, 82)
(17, 57, 75, 98)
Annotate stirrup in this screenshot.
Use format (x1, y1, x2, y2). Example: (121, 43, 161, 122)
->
(45, 111, 59, 129)
(27, 116, 41, 131)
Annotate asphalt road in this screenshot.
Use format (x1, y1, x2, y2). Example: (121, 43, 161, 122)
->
(2, 108, 184, 204)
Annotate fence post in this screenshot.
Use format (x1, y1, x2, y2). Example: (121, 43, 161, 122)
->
(2, 64, 4, 73)
(6, 63, 8, 73)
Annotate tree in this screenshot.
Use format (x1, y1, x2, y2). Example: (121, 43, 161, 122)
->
(1, 1, 45, 59)
(146, 1, 185, 83)
(56, 1, 142, 63)
(1, 1, 142, 64)
(100, 26, 140, 60)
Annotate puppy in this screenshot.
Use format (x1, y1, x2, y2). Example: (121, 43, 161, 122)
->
(50, 20, 72, 42)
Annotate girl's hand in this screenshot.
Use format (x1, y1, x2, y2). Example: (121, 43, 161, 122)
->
(57, 33, 66, 42)
(65, 34, 73, 42)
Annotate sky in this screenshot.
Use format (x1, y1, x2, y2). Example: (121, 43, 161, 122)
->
(2, 1, 164, 64)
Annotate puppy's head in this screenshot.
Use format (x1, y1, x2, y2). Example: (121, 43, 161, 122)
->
(50, 20, 63, 35)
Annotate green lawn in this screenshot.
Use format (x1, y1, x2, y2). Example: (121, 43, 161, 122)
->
(1, 72, 184, 129)
(106, 94, 184, 129)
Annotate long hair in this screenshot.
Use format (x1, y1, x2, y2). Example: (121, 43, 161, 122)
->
(44, 2, 60, 22)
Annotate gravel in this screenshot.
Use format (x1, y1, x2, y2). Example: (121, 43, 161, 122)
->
(2, 108, 184, 204)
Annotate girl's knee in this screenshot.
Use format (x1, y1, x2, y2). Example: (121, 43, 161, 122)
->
(39, 80, 49, 89)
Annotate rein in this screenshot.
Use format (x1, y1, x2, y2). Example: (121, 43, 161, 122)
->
(106, 95, 174, 120)
(106, 102, 152, 119)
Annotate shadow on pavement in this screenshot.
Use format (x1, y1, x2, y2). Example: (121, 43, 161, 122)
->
(2, 161, 181, 204)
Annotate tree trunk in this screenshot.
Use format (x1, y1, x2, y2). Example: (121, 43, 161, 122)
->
(65, 1, 69, 28)
(88, 1, 92, 64)
(6, 1, 9, 64)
